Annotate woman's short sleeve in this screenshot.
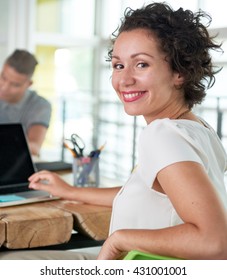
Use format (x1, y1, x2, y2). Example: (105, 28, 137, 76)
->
(138, 119, 207, 187)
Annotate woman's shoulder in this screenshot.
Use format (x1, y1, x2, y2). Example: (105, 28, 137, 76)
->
(143, 118, 191, 136)
(144, 117, 206, 134)
(140, 118, 210, 148)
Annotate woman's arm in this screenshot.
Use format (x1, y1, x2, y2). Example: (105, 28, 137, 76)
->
(98, 161, 227, 259)
(29, 170, 121, 207)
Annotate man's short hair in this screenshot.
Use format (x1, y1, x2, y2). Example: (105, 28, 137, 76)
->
(5, 49, 38, 77)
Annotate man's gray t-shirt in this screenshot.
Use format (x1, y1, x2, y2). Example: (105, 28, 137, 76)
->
(0, 90, 51, 132)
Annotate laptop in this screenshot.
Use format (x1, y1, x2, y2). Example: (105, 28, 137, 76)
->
(0, 123, 58, 207)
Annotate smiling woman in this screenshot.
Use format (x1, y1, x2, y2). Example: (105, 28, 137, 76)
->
(111, 28, 186, 122)
(1, 2, 227, 261)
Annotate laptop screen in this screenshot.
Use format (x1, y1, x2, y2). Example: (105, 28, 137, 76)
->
(0, 123, 35, 190)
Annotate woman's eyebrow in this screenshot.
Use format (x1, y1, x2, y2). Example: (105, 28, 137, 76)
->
(111, 53, 154, 60)
(111, 55, 120, 60)
(131, 52, 154, 59)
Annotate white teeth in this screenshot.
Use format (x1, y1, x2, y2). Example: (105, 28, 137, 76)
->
(123, 92, 143, 99)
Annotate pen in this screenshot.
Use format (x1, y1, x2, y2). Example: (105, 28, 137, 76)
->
(88, 142, 106, 158)
(63, 141, 77, 158)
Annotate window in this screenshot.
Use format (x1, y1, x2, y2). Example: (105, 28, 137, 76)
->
(34, 0, 97, 161)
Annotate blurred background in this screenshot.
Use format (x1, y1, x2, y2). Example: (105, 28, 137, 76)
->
(0, 0, 226, 182)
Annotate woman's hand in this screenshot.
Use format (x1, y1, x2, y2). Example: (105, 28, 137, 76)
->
(28, 170, 74, 199)
(97, 231, 127, 260)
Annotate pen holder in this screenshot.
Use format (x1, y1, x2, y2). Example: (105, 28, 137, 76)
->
(72, 157, 99, 187)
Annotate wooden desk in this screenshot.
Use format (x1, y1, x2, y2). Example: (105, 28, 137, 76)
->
(0, 199, 112, 250)
(0, 166, 121, 250)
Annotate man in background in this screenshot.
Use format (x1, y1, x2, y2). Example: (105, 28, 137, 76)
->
(0, 49, 52, 156)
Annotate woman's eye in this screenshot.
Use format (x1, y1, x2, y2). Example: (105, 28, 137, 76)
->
(137, 62, 149, 68)
(113, 63, 124, 70)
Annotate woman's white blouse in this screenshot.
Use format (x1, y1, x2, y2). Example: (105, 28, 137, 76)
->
(109, 118, 227, 234)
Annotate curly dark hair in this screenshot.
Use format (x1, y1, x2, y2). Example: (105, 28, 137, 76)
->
(107, 2, 222, 109)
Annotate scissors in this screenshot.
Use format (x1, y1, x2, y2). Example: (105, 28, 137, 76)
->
(70, 133, 85, 157)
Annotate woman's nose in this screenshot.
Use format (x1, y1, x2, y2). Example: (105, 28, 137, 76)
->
(119, 68, 136, 87)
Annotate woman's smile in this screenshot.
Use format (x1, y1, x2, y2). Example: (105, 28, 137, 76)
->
(121, 91, 146, 102)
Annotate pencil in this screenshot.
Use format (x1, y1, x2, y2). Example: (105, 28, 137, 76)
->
(63, 141, 77, 158)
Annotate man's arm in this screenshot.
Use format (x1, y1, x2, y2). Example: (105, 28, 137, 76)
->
(27, 124, 48, 156)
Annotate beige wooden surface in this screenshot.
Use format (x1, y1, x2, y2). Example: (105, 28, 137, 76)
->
(0, 202, 73, 249)
(0, 170, 115, 250)
(0, 220, 5, 247)
(0, 200, 112, 249)
(49, 200, 112, 240)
